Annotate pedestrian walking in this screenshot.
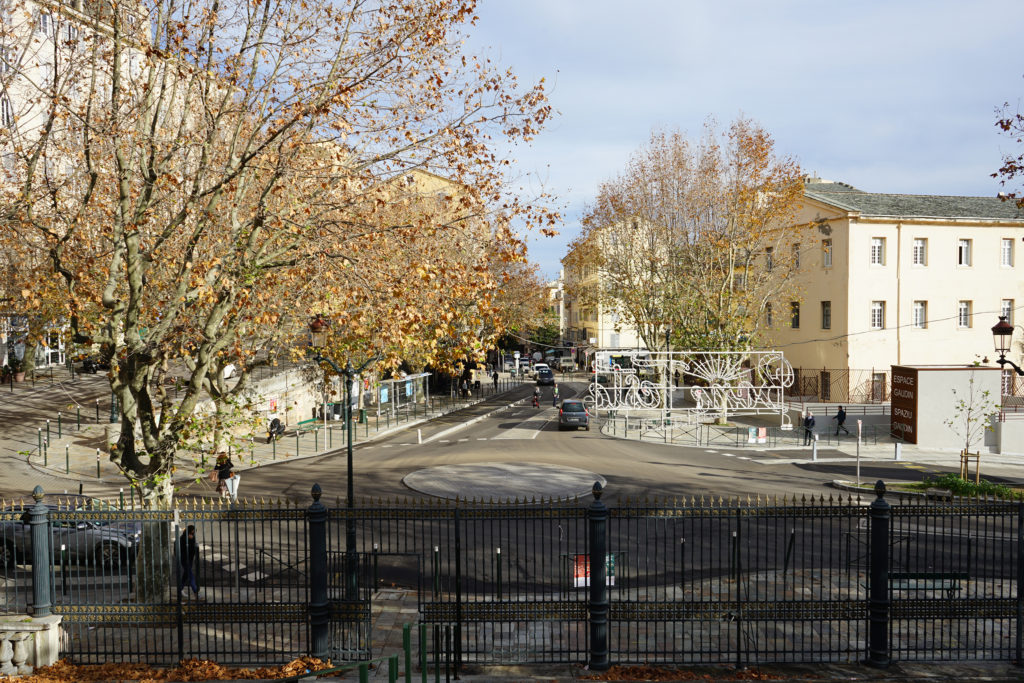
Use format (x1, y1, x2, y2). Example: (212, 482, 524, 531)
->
(492, 370, 499, 391)
(215, 452, 239, 501)
(177, 524, 200, 600)
(460, 378, 468, 398)
(552, 383, 560, 406)
(832, 406, 850, 435)
(802, 411, 816, 446)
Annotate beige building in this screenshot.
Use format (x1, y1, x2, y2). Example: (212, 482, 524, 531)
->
(768, 179, 1024, 402)
(560, 243, 645, 354)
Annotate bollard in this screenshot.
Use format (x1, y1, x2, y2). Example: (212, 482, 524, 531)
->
(894, 442, 902, 461)
(46, 419, 50, 446)
(812, 434, 818, 461)
(77, 406, 81, 430)
(418, 428, 422, 444)
(37, 428, 42, 457)
(314, 428, 319, 452)
(57, 412, 62, 439)
(273, 438, 276, 460)
(403, 623, 412, 683)
(96, 448, 101, 478)
(65, 445, 69, 474)
(119, 488, 124, 509)
(496, 547, 502, 601)
(95, 398, 99, 423)
(43, 440, 47, 466)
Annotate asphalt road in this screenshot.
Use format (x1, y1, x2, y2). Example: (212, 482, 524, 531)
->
(168, 381, 971, 507)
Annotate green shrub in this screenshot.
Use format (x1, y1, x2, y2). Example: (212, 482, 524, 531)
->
(924, 473, 1020, 500)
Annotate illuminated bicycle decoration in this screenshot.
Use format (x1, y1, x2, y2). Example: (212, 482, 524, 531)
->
(584, 350, 794, 426)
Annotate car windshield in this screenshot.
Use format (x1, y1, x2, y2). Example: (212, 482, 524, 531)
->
(562, 402, 586, 413)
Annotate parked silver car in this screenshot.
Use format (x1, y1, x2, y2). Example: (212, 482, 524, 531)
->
(0, 502, 140, 572)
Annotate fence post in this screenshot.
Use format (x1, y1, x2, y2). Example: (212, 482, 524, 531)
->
(1017, 501, 1023, 666)
(308, 483, 329, 660)
(29, 486, 52, 617)
(588, 481, 609, 671)
(866, 480, 890, 668)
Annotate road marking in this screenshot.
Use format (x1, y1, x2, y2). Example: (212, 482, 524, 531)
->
(458, 438, 469, 442)
(705, 450, 717, 453)
(722, 453, 735, 457)
(477, 438, 488, 441)
(438, 440, 450, 443)
(737, 456, 750, 460)
(380, 444, 393, 448)
(242, 571, 266, 582)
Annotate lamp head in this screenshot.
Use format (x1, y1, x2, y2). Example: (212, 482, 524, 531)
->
(309, 313, 330, 347)
(992, 316, 1014, 357)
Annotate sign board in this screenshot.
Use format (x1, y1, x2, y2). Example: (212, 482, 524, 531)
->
(747, 427, 767, 444)
(572, 553, 616, 588)
(890, 365, 918, 443)
(380, 387, 389, 403)
(269, 398, 278, 412)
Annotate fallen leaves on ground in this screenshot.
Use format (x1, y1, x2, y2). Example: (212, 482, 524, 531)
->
(578, 664, 793, 681)
(3, 656, 338, 682)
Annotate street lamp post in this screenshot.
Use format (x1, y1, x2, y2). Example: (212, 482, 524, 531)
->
(991, 316, 1024, 376)
(309, 314, 375, 601)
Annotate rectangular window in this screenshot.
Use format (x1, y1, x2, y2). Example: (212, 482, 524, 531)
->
(912, 301, 927, 329)
(765, 246, 773, 271)
(958, 239, 972, 266)
(1002, 299, 1014, 325)
(790, 302, 800, 330)
(870, 237, 885, 265)
(821, 301, 831, 330)
(38, 12, 53, 38)
(958, 300, 972, 328)
(822, 239, 832, 268)
(793, 243, 800, 269)
(870, 301, 885, 329)
(1002, 238, 1015, 267)
(912, 238, 927, 266)
(0, 96, 11, 128)
(765, 303, 773, 327)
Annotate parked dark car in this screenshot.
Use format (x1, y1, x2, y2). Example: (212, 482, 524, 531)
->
(78, 355, 111, 374)
(535, 368, 555, 386)
(0, 500, 140, 572)
(558, 399, 590, 431)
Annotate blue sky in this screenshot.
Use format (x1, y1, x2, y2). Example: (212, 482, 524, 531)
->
(462, 0, 1024, 280)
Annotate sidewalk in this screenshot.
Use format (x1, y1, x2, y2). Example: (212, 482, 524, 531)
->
(2, 367, 533, 500)
(597, 408, 1024, 483)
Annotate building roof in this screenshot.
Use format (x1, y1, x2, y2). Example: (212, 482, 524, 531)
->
(803, 179, 1024, 221)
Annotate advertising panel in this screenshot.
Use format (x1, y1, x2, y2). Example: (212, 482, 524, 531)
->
(890, 365, 918, 443)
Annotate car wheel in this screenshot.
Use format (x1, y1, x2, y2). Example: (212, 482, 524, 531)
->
(96, 542, 126, 571)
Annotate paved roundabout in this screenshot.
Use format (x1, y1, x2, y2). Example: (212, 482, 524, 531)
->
(402, 461, 606, 503)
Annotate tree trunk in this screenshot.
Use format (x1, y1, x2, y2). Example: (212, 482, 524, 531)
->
(135, 479, 175, 603)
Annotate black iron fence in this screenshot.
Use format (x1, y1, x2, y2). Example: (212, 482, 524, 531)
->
(2, 483, 1022, 669)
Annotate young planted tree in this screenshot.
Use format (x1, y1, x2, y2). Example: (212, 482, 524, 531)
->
(944, 372, 1000, 455)
(0, 0, 553, 513)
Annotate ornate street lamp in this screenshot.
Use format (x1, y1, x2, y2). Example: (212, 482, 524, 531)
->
(991, 316, 1024, 376)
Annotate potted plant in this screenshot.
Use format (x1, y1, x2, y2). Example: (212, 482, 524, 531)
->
(7, 357, 26, 382)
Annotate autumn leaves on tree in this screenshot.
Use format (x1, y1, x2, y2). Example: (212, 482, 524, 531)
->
(565, 118, 805, 353)
(0, 0, 554, 503)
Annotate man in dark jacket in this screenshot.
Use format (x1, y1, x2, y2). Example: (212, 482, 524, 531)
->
(803, 411, 816, 446)
(832, 406, 850, 436)
(178, 525, 200, 599)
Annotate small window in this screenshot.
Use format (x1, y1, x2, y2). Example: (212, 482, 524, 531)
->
(1002, 299, 1014, 325)
(822, 240, 832, 268)
(765, 303, 773, 327)
(1002, 238, 1014, 267)
(792, 243, 800, 269)
(821, 301, 831, 330)
(958, 300, 972, 328)
(912, 238, 927, 266)
(790, 302, 800, 330)
(957, 239, 972, 266)
(0, 96, 12, 128)
(870, 237, 885, 265)
(765, 246, 773, 271)
(912, 301, 927, 329)
(870, 301, 885, 330)
(38, 12, 54, 38)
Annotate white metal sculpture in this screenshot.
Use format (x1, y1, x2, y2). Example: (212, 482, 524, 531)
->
(585, 349, 794, 427)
